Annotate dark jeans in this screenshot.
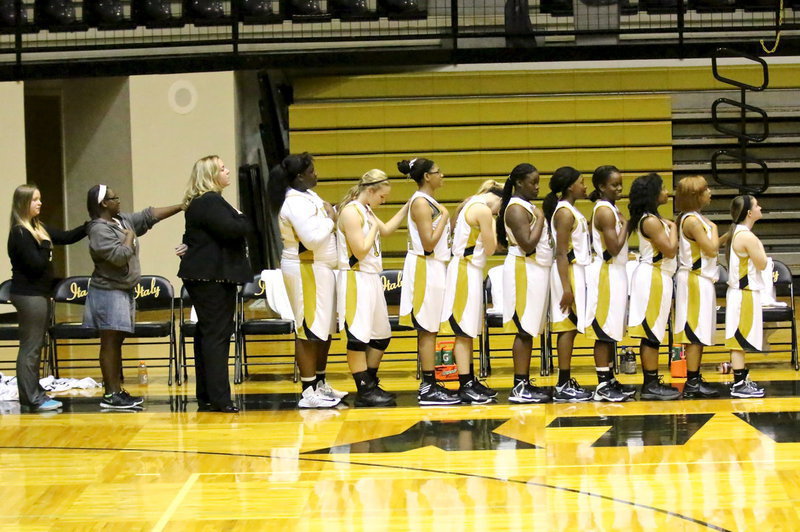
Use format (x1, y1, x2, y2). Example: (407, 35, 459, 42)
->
(184, 280, 237, 408)
(10, 294, 50, 407)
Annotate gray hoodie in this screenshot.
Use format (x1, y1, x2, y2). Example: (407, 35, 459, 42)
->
(86, 208, 158, 290)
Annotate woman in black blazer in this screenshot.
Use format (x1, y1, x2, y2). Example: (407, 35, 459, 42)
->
(179, 156, 252, 413)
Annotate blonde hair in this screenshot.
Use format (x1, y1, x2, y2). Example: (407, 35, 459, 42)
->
(338, 169, 390, 210)
(675, 175, 709, 213)
(183, 155, 224, 209)
(452, 179, 504, 232)
(10, 184, 50, 243)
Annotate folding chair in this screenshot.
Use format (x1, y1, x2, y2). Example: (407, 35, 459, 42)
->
(381, 269, 420, 378)
(0, 280, 23, 372)
(177, 285, 195, 385)
(235, 274, 294, 384)
(481, 269, 551, 378)
(129, 275, 177, 385)
(49, 276, 98, 378)
(764, 260, 798, 370)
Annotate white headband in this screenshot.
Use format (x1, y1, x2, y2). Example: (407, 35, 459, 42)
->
(97, 184, 107, 204)
(409, 158, 417, 170)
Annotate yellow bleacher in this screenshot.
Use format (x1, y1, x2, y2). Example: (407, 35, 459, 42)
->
(288, 70, 676, 270)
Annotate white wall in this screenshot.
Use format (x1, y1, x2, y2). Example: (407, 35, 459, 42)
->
(129, 72, 238, 289)
(61, 77, 133, 277)
(0, 81, 27, 282)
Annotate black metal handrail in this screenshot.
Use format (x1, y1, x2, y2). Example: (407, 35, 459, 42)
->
(710, 47, 771, 195)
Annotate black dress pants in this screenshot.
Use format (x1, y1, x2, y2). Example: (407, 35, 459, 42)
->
(184, 280, 237, 408)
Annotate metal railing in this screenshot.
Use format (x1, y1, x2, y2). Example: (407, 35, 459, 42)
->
(1, 0, 796, 77)
(710, 47, 771, 194)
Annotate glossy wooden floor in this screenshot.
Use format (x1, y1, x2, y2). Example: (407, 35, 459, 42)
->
(3, 335, 800, 531)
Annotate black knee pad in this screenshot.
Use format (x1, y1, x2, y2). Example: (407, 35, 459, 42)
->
(346, 338, 368, 352)
(641, 338, 661, 350)
(368, 337, 391, 351)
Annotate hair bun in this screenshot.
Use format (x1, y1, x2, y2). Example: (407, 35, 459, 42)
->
(397, 160, 412, 175)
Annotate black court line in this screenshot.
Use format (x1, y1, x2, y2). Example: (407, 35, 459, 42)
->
(0, 445, 730, 531)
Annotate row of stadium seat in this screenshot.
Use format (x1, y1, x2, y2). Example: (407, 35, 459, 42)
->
(541, 0, 795, 16)
(0, 0, 425, 31)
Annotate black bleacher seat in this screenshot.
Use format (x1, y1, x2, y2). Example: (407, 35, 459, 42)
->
(737, 0, 780, 11)
(540, 0, 573, 16)
(34, 0, 88, 31)
(377, 0, 426, 20)
(689, 0, 737, 11)
(240, 0, 282, 23)
(132, 0, 184, 28)
(329, 0, 379, 20)
(84, 0, 136, 30)
(640, 0, 686, 13)
(285, 0, 332, 21)
(184, 0, 231, 25)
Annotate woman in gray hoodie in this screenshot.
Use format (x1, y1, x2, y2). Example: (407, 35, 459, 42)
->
(84, 184, 182, 409)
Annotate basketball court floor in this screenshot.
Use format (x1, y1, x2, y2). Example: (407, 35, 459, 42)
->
(3, 336, 800, 531)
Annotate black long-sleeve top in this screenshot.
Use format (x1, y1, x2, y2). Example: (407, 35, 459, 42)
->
(7, 223, 87, 296)
(178, 191, 252, 284)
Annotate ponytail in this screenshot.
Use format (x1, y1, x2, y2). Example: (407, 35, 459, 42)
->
(496, 163, 536, 248)
(543, 166, 581, 226)
(496, 178, 515, 248)
(725, 194, 754, 262)
(267, 152, 314, 214)
(627, 172, 663, 236)
(397, 157, 434, 185)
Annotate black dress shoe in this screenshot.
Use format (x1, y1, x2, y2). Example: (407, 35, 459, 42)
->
(214, 404, 239, 413)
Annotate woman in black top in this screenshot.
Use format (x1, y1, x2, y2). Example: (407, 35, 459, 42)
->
(7, 184, 86, 411)
(178, 156, 252, 413)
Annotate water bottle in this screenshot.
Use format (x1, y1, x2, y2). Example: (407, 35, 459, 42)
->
(137, 361, 149, 385)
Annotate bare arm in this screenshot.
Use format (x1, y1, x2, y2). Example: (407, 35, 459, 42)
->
(594, 205, 628, 257)
(466, 203, 497, 257)
(642, 216, 678, 259)
(737, 231, 768, 271)
(340, 204, 379, 261)
(374, 201, 410, 237)
(410, 197, 450, 253)
(553, 208, 575, 313)
(152, 204, 183, 221)
(684, 215, 719, 257)
(506, 203, 544, 255)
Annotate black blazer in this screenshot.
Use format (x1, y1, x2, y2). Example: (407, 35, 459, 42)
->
(7, 222, 87, 296)
(178, 192, 252, 284)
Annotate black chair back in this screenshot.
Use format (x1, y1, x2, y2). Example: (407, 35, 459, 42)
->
(381, 269, 403, 306)
(180, 285, 192, 305)
(53, 276, 91, 304)
(0, 280, 11, 304)
(133, 275, 174, 310)
(241, 275, 267, 301)
(714, 265, 729, 298)
(773, 260, 793, 297)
